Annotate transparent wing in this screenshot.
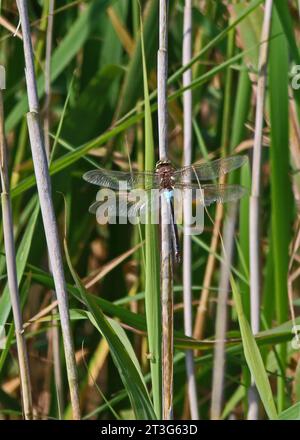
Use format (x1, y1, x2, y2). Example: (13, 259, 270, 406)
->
(89, 195, 130, 218)
(87, 184, 247, 225)
(83, 168, 160, 190)
(88, 190, 161, 224)
(173, 155, 248, 182)
(175, 183, 248, 206)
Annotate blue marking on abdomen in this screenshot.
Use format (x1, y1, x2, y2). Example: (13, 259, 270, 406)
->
(163, 190, 174, 201)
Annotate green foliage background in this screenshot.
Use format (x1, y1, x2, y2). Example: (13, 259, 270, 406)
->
(0, 0, 299, 420)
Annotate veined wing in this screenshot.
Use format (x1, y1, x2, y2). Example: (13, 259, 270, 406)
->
(173, 155, 248, 182)
(89, 192, 129, 217)
(87, 184, 247, 228)
(83, 168, 160, 190)
(88, 190, 161, 224)
(175, 183, 248, 206)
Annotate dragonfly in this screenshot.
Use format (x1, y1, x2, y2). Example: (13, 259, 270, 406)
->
(83, 155, 248, 263)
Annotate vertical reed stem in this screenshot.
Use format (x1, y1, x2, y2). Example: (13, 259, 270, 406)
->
(158, 0, 173, 420)
(193, 204, 223, 341)
(158, 0, 168, 160)
(43, 0, 64, 416)
(210, 202, 237, 419)
(43, 0, 64, 415)
(16, 0, 80, 419)
(44, 0, 54, 156)
(182, 0, 199, 420)
(210, 24, 235, 419)
(0, 66, 33, 420)
(248, 0, 273, 420)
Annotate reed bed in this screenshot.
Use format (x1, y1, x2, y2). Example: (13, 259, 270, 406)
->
(0, 0, 299, 421)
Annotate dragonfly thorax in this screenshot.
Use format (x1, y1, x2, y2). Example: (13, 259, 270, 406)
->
(155, 159, 176, 189)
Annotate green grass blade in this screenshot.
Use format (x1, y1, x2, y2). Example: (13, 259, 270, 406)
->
(269, 7, 292, 412)
(140, 5, 161, 418)
(0, 199, 39, 326)
(273, 0, 300, 114)
(10, 43, 263, 201)
(61, 65, 123, 145)
(6, 0, 112, 132)
(274, 0, 300, 64)
(230, 275, 278, 419)
(116, 0, 159, 117)
(279, 402, 300, 420)
(221, 385, 244, 420)
(64, 239, 156, 420)
(30, 265, 300, 352)
(262, 230, 275, 328)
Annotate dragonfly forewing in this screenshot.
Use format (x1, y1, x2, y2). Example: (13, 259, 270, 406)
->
(173, 155, 248, 182)
(83, 168, 160, 190)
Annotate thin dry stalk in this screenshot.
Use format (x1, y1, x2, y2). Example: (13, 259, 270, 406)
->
(158, 0, 173, 420)
(193, 203, 224, 341)
(182, 0, 199, 420)
(248, 0, 273, 420)
(0, 16, 23, 39)
(42, 0, 64, 416)
(44, 0, 55, 156)
(210, 202, 237, 419)
(16, 0, 80, 419)
(0, 67, 33, 420)
(158, 0, 169, 160)
(210, 22, 236, 419)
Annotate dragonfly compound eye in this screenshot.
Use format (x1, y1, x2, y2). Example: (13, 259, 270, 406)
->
(156, 158, 171, 169)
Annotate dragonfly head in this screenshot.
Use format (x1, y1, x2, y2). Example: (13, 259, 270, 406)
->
(155, 158, 172, 171)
